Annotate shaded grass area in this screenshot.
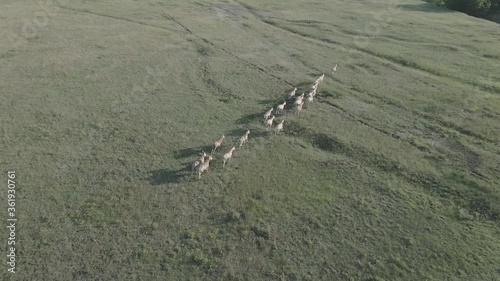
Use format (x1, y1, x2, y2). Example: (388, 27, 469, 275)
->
(422, 0, 500, 24)
(284, 119, 500, 221)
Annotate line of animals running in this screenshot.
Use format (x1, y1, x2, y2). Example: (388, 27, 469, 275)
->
(191, 65, 338, 179)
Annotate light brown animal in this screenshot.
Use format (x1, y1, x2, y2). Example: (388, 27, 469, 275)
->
(212, 135, 225, 153)
(264, 107, 273, 121)
(276, 101, 286, 115)
(191, 151, 207, 172)
(239, 130, 250, 148)
(195, 155, 213, 179)
(265, 115, 275, 130)
(222, 146, 236, 168)
(288, 87, 297, 99)
(274, 120, 284, 134)
(295, 100, 304, 115)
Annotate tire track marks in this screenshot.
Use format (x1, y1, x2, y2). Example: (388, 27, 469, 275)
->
(284, 17, 490, 62)
(160, 10, 294, 87)
(233, 1, 498, 145)
(58, 5, 178, 33)
(356, 88, 498, 145)
(235, 1, 499, 95)
(285, 118, 500, 222)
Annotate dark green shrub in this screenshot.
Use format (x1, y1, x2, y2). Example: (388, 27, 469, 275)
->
(444, 0, 492, 16)
(492, 0, 500, 10)
(427, 0, 444, 5)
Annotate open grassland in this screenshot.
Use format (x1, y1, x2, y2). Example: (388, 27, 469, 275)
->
(1, 0, 500, 280)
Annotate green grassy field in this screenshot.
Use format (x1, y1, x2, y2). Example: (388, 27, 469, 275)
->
(1, 0, 500, 280)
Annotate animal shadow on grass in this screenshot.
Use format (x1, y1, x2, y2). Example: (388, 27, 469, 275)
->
(258, 99, 279, 105)
(225, 128, 249, 138)
(236, 112, 262, 124)
(250, 130, 268, 138)
(316, 90, 339, 99)
(173, 146, 212, 160)
(295, 81, 313, 89)
(258, 87, 296, 105)
(149, 167, 189, 185)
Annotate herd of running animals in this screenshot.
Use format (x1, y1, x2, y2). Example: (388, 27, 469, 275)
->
(192, 65, 338, 179)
